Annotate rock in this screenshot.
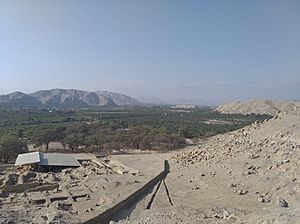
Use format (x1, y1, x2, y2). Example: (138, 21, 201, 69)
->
(0, 190, 8, 198)
(223, 210, 230, 219)
(22, 172, 37, 183)
(278, 198, 289, 207)
(258, 197, 271, 203)
(258, 220, 272, 224)
(192, 186, 200, 190)
(0, 218, 16, 224)
(258, 197, 264, 203)
(212, 213, 221, 219)
(235, 190, 248, 195)
(41, 216, 48, 221)
(5, 174, 19, 186)
(250, 154, 259, 159)
(55, 201, 72, 211)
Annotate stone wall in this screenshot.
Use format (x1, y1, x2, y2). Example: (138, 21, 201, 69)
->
(0, 182, 58, 194)
(0, 182, 40, 193)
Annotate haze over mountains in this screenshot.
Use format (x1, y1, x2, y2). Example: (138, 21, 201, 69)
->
(0, 89, 140, 108)
(126, 82, 300, 106)
(1, 84, 300, 109)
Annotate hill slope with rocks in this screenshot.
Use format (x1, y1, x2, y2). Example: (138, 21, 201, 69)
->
(115, 106, 300, 223)
(0, 89, 140, 108)
(216, 99, 300, 115)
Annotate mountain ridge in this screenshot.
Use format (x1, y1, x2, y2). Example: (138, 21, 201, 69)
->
(0, 88, 140, 108)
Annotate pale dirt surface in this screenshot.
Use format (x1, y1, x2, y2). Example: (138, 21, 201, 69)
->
(216, 99, 300, 115)
(113, 106, 300, 224)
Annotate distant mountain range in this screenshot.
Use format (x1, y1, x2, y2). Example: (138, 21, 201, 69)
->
(127, 82, 300, 106)
(0, 89, 140, 108)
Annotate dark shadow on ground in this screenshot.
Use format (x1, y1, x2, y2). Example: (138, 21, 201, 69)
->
(111, 160, 172, 222)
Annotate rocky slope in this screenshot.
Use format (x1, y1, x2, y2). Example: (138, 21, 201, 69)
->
(172, 106, 300, 223)
(115, 106, 300, 223)
(0, 89, 140, 108)
(216, 99, 300, 115)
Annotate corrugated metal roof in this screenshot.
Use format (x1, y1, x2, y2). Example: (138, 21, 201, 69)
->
(39, 153, 80, 167)
(15, 152, 40, 166)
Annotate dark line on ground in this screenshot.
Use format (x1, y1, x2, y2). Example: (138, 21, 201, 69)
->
(163, 179, 174, 206)
(146, 180, 162, 209)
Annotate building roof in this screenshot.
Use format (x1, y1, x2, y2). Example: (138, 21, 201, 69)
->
(15, 152, 80, 167)
(15, 152, 40, 166)
(39, 153, 80, 167)
(71, 153, 95, 161)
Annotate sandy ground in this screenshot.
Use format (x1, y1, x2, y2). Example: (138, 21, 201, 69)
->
(112, 152, 300, 223)
(112, 107, 300, 224)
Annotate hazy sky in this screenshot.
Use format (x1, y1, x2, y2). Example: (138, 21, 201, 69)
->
(0, 0, 299, 102)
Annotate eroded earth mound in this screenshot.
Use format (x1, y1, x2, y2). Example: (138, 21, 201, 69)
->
(216, 99, 300, 115)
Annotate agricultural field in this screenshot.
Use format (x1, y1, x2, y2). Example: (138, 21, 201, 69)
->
(0, 107, 270, 157)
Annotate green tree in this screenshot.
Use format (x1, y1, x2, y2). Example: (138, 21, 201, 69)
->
(16, 128, 24, 138)
(0, 135, 28, 163)
(63, 134, 85, 152)
(177, 125, 194, 138)
(32, 127, 65, 151)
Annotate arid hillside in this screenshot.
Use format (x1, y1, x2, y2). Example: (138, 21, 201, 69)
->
(0, 89, 140, 108)
(216, 99, 300, 115)
(115, 106, 300, 223)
